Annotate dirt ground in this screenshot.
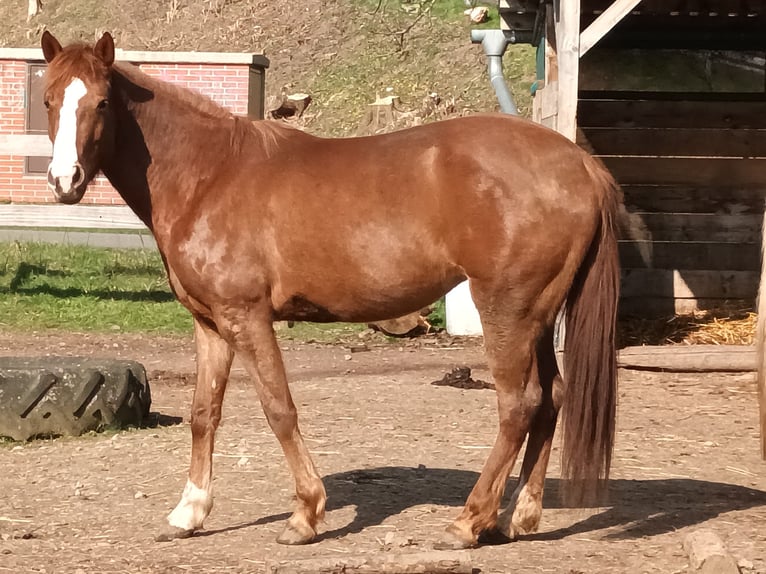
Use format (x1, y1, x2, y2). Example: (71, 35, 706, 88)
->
(0, 331, 764, 574)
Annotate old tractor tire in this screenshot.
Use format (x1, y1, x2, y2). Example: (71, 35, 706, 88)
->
(0, 357, 151, 441)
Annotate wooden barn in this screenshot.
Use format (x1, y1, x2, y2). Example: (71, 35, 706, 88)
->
(501, 0, 766, 316)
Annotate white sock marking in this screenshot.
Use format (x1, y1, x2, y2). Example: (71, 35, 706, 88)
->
(167, 479, 213, 531)
(49, 78, 87, 179)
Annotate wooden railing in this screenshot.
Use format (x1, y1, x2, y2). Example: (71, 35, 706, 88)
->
(0, 133, 50, 155)
(0, 204, 145, 230)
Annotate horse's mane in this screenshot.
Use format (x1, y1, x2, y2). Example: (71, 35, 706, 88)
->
(113, 61, 233, 121)
(250, 120, 298, 159)
(113, 61, 296, 159)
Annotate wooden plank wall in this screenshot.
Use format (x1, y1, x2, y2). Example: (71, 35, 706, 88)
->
(577, 91, 766, 315)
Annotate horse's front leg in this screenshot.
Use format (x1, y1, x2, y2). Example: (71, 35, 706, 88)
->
(157, 317, 234, 541)
(226, 310, 326, 544)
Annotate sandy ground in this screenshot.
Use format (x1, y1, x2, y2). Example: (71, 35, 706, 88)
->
(0, 331, 764, 573)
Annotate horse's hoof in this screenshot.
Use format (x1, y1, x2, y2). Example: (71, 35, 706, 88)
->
(433, 524, 478, 550)
(496, 511, 520, 540)
(155, 525, 195, 542)
(276, 521, 316, 545)
(497, 502, 540, 540)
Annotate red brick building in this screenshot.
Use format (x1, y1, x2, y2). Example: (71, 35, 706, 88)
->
(0, 48, 268, 205)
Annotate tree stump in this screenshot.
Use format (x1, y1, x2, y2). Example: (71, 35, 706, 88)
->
(356, 95, 413, 136)
(268, 92, 312, 120)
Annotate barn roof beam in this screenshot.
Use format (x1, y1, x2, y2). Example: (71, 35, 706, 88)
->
(579, 0, 644, 56)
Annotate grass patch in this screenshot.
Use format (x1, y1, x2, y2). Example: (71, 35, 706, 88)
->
(0, 242, 191, 334)
(0, 242, 371, 341)
(351, 0, 496, 25)
(429, 297, 446, 329)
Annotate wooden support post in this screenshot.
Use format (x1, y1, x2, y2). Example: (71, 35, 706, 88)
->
(554, 0, 580, 142)
(580, 0, 643, 56)
(544, 8, 558, 87)
(538, 1, 645, 137)
(532, 9, 558, 127)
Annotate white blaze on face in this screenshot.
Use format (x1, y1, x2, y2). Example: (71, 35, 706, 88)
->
(49, 77, 87, 180)
(167, 479, 213, 531)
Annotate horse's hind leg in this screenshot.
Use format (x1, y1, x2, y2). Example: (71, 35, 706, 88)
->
(443, 280, 546, 548)
(225, 312, 326, 545)
(158, 318, 234, 541)
(497, 326, 563, 539)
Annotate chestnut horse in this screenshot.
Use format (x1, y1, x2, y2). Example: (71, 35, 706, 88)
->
(40, 31, 620, 547)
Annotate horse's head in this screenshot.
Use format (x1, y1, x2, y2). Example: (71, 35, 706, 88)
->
(41, 31, 116, 204)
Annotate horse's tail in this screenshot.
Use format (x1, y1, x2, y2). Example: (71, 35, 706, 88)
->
(756, 209, 766, 459)
(560, 157, 620, 506)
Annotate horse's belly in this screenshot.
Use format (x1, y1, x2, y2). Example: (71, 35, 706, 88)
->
(272, 273, 462, 324)
(273, 294, 344, 322)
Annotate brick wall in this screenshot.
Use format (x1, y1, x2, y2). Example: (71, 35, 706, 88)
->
(0, 58, 254, 205)
(0, 61, 30, 202)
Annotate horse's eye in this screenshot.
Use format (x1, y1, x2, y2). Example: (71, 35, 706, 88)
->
(97, 99, 109, 110)
(44, 100, 50, 109)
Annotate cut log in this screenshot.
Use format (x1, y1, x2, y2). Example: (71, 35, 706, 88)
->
(268, 92, 312, 120)
(369, 311, 430, 337)
(683, 529, 739, 574)
(464, 6, 489, 23)
(618, 345, 756, 372)
(265, 550, 473, 574)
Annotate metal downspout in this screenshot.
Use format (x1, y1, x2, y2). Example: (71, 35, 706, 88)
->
(470, 29, 518, 115)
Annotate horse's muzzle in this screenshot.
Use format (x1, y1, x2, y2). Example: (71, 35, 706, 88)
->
(47, 162, 87, 204)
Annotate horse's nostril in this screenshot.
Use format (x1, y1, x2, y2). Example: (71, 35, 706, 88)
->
(72, 165, 84, 186)
(47, 169, 56, 189)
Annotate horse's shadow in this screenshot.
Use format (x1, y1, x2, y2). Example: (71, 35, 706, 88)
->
(200, 465, 765, 542)
(317, 466, 766, 542)
(4, 262, 175, 303)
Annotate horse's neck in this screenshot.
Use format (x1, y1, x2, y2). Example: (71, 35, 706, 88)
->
(100, 107, 153, 228)
(101, 70, 237, 233)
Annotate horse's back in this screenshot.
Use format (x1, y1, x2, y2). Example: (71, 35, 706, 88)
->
(248, 113, 598, 215)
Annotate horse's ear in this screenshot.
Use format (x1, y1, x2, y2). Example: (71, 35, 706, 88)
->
(94, 32, 115, 67)
(41, 30, 62, 63)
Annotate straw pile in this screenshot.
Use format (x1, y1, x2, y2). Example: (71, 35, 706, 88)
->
(618, 309, 757, 347)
